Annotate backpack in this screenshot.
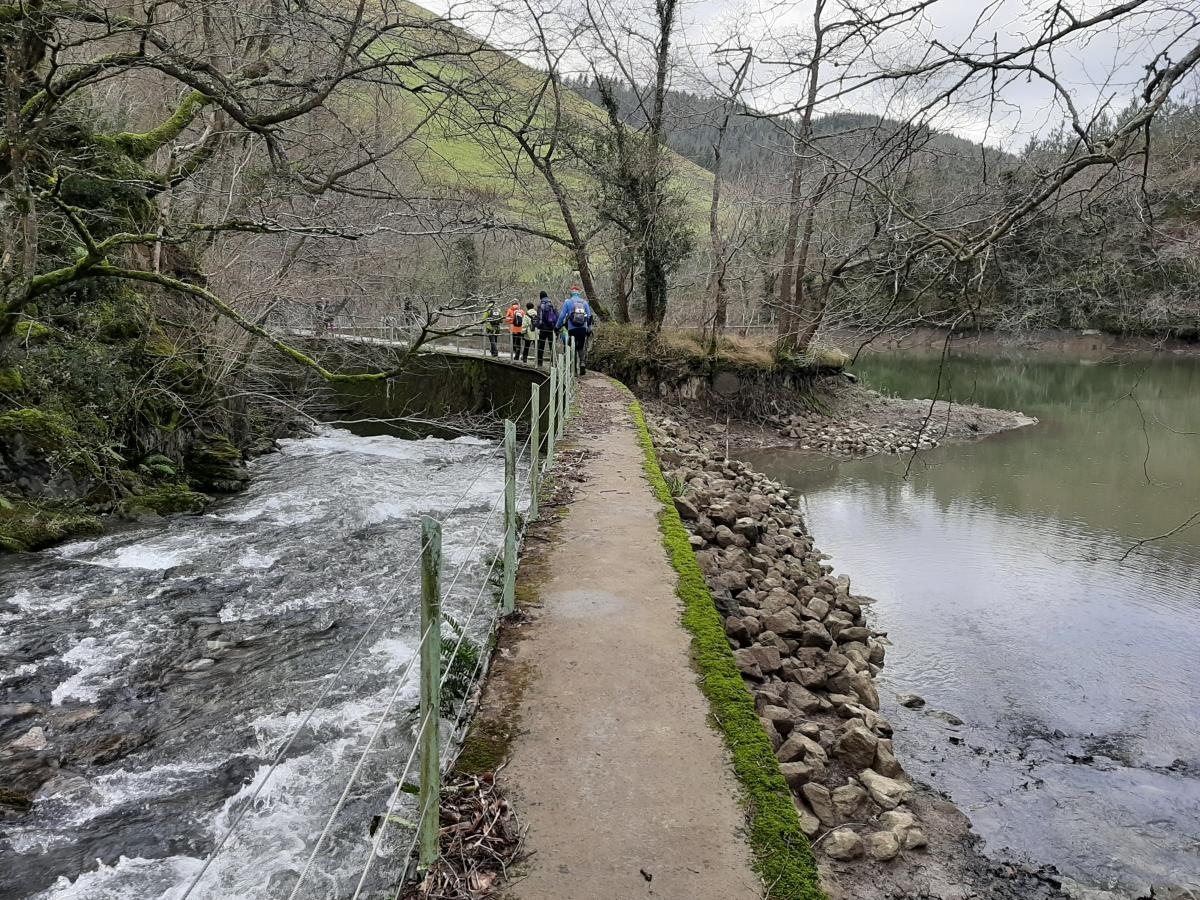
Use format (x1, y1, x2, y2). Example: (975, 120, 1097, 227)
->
(538, 299, 556, 330)
(571, 303, 588, 327)
(512, 309, 523, 328)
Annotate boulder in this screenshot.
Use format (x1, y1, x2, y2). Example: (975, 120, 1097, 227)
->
(793, 798, 821, 837)
(8, 727, 47, 752)
(823, 827, 864, 861)
(798, 621, 834, 649)
(783, 683, 824, 714)
(838, 626, 872, 644)
(859, 769, 913, 810)
(807, 596, 830, 620)
(762, 609, 803, 637)
(732, 517, 761, 542)
(834, 725, 879, 769)
(779, 761, 817, 789)
(900, 828, 928, 850)
(849, 672, 881, 711)
(896, 692, 925, 709)
(865, 830, 901, 861)
(777, 731, 828, 765)
(801, 783, 838, 827)
(873, 743, 905, 778)
(831, 782, 868, 818)
(673, 496, 700, 520)
(879, 810, 916, 832)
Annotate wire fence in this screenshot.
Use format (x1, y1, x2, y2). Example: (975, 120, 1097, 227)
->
(181, 343, 580, 900)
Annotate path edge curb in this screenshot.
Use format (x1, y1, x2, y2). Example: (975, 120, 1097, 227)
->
(627, 394, 825, 900)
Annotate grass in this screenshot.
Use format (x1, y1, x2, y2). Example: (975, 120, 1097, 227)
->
(628, 395, 825, 900)
(358, 1, 715, 248)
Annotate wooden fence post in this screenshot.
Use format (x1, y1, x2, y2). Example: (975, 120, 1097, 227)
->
(502, 420, 517, 614)
(530, 383, 540, 519)
(418, 516, 442, 872)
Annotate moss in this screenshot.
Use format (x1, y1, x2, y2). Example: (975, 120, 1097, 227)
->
(0, 408, 78, 451)
(121, 483, 209, 516)
(0, 368, 24, 394)
(628, 396, 824, 900)
(0, 499, 103, 553)
(14, 319, 53, 344)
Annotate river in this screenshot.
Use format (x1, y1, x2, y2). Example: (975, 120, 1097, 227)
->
(744, 351, 1200, 897)
(0, 428, 515, 899)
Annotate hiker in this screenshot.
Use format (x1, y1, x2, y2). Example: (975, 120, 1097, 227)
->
(534, 290, 558, 367)
(504, 299, 524, 359)
(482, 298, 502, 357)
(557, 286, 594, 376)
(520, 302, 536, 363)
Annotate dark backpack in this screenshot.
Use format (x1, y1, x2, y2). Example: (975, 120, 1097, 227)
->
(512, 310, 523, 328)
(571, 303, 588, 327)
(538, 299, 557, 330)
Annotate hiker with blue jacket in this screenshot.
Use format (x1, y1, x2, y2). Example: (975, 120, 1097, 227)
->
(534, 290, 558, 367)
(557, 286, 594, 376)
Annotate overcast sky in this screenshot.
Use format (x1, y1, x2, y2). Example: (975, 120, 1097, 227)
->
(425, 0, 1200, 147)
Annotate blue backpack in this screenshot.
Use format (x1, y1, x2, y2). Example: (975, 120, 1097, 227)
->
(537, 298, 557, 330)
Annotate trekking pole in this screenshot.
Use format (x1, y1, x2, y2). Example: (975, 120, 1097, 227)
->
(418, 516, 442, 872)
(502, 420, 517, 614)
(530, 383, 540, 519)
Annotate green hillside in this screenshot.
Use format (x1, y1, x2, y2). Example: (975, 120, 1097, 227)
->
(380, 1, 714, 238)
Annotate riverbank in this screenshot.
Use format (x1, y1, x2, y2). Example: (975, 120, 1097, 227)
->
(649, 415, 1071, 900)
(649, 379, 1036, 458)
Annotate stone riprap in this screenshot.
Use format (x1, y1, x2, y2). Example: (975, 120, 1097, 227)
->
(651, 416, 931, 878)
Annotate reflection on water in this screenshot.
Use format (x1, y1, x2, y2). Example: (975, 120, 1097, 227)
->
(744, 351, 1200, 895)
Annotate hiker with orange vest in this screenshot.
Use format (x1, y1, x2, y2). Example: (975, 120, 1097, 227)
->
(504, 300, 524, 360)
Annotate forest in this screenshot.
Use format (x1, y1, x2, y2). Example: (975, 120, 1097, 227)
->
(2, 0, 1199, 542)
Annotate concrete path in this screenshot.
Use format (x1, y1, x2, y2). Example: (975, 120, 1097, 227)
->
(500, 377, 760, 900)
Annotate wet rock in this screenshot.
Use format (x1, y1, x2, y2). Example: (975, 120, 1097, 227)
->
(824, 827, 864, 860)
(865, 830, 901, 861)
(859, 769, 913, 810)
(179, 658, 216, 672)
(927, 709, 964, 726)
(801, 783, 838, 827)
(8, 727, 47, 752)
(47, 707, 99, 729)
(1151, 886, 1198, 900)
(897, 692, 925, 709)
(0, 702, 38, 719)
(835, 725, 878, 769)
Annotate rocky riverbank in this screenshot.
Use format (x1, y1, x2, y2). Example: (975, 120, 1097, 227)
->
(661, 382, 1037, 457)
(649, 415, 1070, 900)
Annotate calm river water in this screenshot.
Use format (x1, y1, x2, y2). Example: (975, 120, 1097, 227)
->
(744, 351, 1200, 897)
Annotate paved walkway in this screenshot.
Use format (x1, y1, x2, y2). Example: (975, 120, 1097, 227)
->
(500, 377, 760, 900)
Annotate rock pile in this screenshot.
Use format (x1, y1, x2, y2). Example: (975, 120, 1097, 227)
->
(778, 411, 940, 456)
(653, 416, 931, 868)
